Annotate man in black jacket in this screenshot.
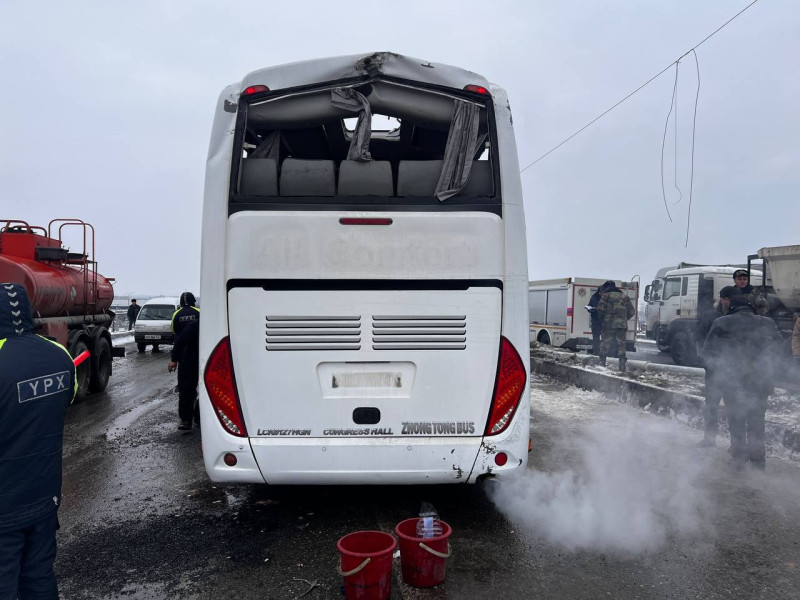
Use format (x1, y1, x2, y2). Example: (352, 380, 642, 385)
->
(694, 286, 736, 447)
(702, 295, 783, 469)
(170, 292, 199, 339)
(0, 283, 76, 599)
(587, 283, 607, 355)
(168, 319, 200, 430)
(126, 298, 140, 331)
(732, 269, 769, 316)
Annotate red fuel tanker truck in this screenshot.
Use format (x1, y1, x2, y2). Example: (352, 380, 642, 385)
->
(0, 218, 125, 400)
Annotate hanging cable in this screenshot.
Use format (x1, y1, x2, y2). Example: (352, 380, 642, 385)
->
(685, 50, 701, 247)
(520, 0, 761, 173)
(660, 63, 679, 223)
(672, 60, 683, 205)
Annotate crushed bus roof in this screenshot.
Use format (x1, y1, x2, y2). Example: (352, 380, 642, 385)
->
(238, 51, 493, 95)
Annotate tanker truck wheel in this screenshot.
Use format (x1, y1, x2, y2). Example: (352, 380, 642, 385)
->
(72, 340, 91, 402)
(89, 337, 112, 393)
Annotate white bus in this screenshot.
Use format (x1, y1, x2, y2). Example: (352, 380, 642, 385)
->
(199, 52, 529, 485)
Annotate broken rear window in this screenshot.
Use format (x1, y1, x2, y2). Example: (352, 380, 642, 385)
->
(229, 80, 500, 215)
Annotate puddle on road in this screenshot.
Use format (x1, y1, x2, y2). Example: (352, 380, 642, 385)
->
(107, 396, 173, 441)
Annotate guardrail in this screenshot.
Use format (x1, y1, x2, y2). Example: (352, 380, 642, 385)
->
(531, 354, 704, 417)
(110, 331, 134, 340)
(531, 350, 799, 455)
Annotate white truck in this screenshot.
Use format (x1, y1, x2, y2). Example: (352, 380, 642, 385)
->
(644, 245, 800, 366)
(529, 277, 639, 352)
(644, 267, 761, 365)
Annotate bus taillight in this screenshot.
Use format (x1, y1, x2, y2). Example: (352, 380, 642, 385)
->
(242, 85, 269, 95)
(464, 84, 490, 95)
(485, 337, 526, 436)
(204, 336, 248, 437)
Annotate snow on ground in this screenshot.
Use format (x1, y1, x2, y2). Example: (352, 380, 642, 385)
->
(530, 345, 800, 460)
(110, 333, 134, 345)
(493, 375, 716, 553)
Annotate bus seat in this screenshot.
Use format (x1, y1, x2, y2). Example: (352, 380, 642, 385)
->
(460, 160, 493, 196)
(397, 160, 443, 196)
(337, 160, 394, 196)
(280, 159, 336, 196)
(240, 158, 278, 196)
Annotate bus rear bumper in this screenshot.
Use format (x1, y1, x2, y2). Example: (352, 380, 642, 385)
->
(246, 436, 487, 485)
(214, 436, 521, 485)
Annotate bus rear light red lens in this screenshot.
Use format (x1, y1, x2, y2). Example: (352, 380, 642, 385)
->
(242, 85, 270, 95)
(485, 336, 526, 436)
(464, 84, 490, 95)
(567, 307, 573, 317)
(224, 453, 238, 466)
(204, 336, 248, 437)
(339, 218, 393, 226)
(494, 452, 508, 467)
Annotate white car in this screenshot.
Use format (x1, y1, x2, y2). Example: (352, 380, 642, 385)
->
(133, 297, 179, 353)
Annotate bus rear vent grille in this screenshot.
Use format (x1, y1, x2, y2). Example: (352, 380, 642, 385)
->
(265, 316, 361, 351)
(372, 315, 467, 350)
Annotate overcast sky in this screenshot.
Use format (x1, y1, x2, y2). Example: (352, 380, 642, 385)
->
(1, 0, 797, 298)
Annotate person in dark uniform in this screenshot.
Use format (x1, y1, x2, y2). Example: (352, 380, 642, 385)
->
(126, 298, 140, 331)
(170, 292, 199, 339)
(168, 319, 200, 430)
(694, 286, 736, 447)
(702, 295, 783, 469)
(0, 283, 76, 599)
(587, 283, 607, 355)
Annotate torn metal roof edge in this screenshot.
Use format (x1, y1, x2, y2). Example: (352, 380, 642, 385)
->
(237, 52, 494, 96)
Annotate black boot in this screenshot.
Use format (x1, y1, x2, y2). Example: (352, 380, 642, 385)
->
(619, 357, 627, 373)
(599, 354, 607, 367)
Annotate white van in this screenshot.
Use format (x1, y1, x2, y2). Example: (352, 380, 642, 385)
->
(133, 297, 179, 353)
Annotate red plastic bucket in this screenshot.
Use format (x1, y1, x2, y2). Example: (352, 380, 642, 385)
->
(394, 518, 452, 587)
(337, 530, 397, 600)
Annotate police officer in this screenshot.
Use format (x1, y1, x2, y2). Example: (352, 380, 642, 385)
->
(596, 281, 635, 372)
(702, 295, 783, 469)
(0, 283, 76, 598)
(731, 269, 768, 316)
(168, 319, 200, 430)
(694, 286, 736, 447)
(171, 292, 199, 339)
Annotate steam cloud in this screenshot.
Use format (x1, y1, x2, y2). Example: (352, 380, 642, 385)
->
(488, 409, 711, 554)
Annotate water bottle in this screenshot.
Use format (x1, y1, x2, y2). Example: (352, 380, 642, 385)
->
(415, 502, 443, 538)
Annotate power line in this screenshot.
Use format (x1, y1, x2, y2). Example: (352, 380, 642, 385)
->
(685, 50, 701, 248)
(660, 63, 679, 223)
(672, 60, 682, 206)
(520, 0, 761, 173)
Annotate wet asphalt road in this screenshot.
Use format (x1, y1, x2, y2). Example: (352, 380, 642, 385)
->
(626, 340, 675, 366)
(55, 339, 800, 599)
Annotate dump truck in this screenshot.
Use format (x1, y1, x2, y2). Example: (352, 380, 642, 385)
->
(749, 245, 800, 336)
(0, 218, 125, 400)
